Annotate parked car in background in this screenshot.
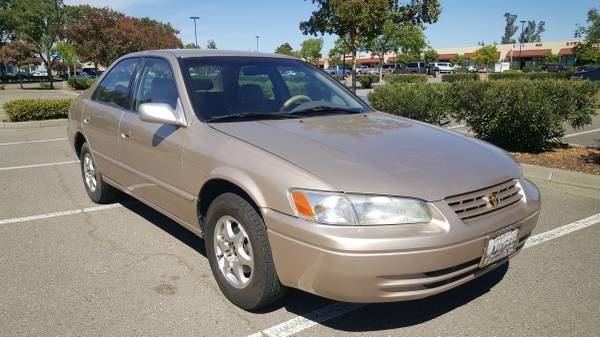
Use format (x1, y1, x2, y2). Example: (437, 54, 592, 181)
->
(327, 65, 352, 77)
(14, 71, 33, 80)
(542, 63, 567, 73)
(430, 62, 454, 74)
(32, 71, 48, 78)
(383, 63, 403, 73)
(357, 65, 378, 75)
(68, 49, 540, 311)
(404, 61, 428, 74)
(571, 67, 600, 81)
(466, 65, 477, 73)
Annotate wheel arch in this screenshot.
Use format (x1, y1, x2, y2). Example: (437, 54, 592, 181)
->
(74, 132, 87, 158)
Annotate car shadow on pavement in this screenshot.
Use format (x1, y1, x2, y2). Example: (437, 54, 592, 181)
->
(119, 198, 207, 257)
(117, 196, 508, 329)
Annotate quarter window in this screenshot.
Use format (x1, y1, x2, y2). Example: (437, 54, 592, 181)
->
(133, 59, 179, 112)
(93, 58, 138, 109)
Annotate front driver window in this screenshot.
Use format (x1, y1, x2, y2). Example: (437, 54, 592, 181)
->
(133, 59, 179, 112)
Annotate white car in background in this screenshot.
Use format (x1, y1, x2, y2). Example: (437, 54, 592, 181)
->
(431, 62, 454, 74)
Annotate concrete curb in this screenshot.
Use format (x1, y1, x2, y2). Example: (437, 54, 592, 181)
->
(0, 119, 67, 129)
(522, 164, 600, 191)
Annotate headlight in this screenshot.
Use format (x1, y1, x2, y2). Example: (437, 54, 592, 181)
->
(289, 189, 431, 226)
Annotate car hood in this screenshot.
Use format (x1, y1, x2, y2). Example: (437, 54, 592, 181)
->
(211, 112, 521, 201)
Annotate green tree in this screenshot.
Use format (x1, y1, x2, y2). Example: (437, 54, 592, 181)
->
(0, 41, 39, 88)
(471, 44, 499, 71)
(275, 42, 295, 56)
(300, 0, 441, 92)
(422, 47, 438, 63)
(327, 37, 350, 66)
(365, 20, 412, 81)
(501, 13, 518, 44)
(9, 0, 67, 88)
(452, 54, 466, 68)
(543, 52, 559, 64)
(206, 39, 217, 49)
(519, 20, 546, 43)
(575, 8, 600, 44)
(0, 0, 16, 46)
(184, 43, 197, 49)
(55, 41, 77, 77)
(299, 37, 323, 65)
(574, 8, 600, 65)
(573, 42, 600, 64)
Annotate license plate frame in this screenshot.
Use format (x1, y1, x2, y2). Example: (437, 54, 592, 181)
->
(480, 225, 519, 267)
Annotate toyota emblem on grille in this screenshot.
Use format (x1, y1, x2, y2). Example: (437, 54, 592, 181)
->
(487, 192, 500, 208)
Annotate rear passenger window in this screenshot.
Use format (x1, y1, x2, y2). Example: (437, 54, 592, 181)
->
(93, 58, 138, 109)
(133, 59, 179, 112)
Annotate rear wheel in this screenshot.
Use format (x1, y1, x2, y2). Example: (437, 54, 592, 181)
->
(205, 193, 285, 310)
(80, 143, 119, 204)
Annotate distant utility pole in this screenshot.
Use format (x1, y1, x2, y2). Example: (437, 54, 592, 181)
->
(519, 20, 526, 69)
(256, 35, 259, 52)
(190, 16, 200, 48)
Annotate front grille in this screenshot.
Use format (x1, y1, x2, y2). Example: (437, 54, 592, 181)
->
(445, 179, 523, 222)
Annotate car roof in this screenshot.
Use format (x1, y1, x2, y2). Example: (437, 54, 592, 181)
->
(122, 49, 297, 60)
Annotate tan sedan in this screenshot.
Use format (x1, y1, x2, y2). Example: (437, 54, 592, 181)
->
(67, 50, 540, 310)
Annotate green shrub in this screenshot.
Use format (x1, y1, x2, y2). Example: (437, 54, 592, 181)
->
(451, 80, 600, 152)
(67, 76, 95, 90)
(358, 74, 378, 89)
(442, 73, 478, 82)
(369, 80, 600, 152)
(489, 72, 570, 81)
(3, 98, 74, 122)
(368, 83, 451, 126)
(384, 73, 427, 84)
(0, 84, 4, 90)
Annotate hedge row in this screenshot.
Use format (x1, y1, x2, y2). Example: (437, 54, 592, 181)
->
(3, 98, 74, 122)
(367, 80, 600, 152)
(358, 74, 379, 89)
(488, 72, 572, 81)
(384, 73, 427, 84)
(67, 76, 95, 90)
(442, 73, 479, 82)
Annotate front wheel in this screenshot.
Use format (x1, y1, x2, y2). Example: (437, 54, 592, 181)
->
(205, 193, 285, 310)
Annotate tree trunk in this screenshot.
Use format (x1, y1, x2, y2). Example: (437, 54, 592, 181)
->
(351, 51, 357, 93)
(18, 72, 23, 89)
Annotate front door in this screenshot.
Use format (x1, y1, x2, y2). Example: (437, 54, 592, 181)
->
(118, 58, 191, 220)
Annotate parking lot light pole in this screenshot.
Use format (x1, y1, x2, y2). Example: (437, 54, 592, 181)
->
(256, 36, 259, 52)
(190, 16, 200, 48)
(519, 20, 526, 70)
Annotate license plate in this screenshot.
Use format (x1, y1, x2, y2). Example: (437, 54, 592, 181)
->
(480, 225, 519, 267)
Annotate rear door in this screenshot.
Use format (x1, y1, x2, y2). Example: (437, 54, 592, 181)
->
(82, 58, 139, 180)
(117, 57, 191, 220)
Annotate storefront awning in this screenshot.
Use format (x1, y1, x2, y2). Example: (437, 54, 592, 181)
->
(437, 53, 458, 61)
(507, 49, 552, 58)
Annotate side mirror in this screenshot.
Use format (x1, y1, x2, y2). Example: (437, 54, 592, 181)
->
(138, 101, 187, 126)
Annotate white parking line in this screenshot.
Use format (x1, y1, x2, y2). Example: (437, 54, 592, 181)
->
(0, 160, 79, 172)
(247, 212, 600, 337)
(0, 138, 67, 146)
(0, 204, 123, 225)
(562, 128, 600, 139)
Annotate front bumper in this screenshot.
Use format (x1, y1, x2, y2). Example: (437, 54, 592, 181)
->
(264, 178, 541, 303)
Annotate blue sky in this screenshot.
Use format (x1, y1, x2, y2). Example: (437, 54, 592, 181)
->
(64, 0, 597, 52)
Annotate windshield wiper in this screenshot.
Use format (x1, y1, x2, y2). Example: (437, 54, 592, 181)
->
(290, 106, 363, 116)
(206, 112, 296, 123)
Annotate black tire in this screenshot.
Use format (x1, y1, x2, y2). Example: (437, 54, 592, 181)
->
(205, 193, 285, 310)
(79, 142, 119, 204)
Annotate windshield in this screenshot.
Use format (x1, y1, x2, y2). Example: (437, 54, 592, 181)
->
(181, 57, 369, 121)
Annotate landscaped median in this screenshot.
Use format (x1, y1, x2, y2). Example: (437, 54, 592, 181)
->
(3, 98, 73, 122)
(368, 79, 600, 156)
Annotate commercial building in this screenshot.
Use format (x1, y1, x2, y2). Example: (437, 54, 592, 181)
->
(329, 39, 592, 69)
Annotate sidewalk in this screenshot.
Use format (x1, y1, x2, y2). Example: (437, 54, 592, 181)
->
(523, 163, 600, 199)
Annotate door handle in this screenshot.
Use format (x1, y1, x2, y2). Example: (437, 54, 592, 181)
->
(83, 116, 90, 124)
(120, 130, 131, 139)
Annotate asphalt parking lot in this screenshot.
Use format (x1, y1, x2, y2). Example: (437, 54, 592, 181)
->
(1, 123, 599, 337)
